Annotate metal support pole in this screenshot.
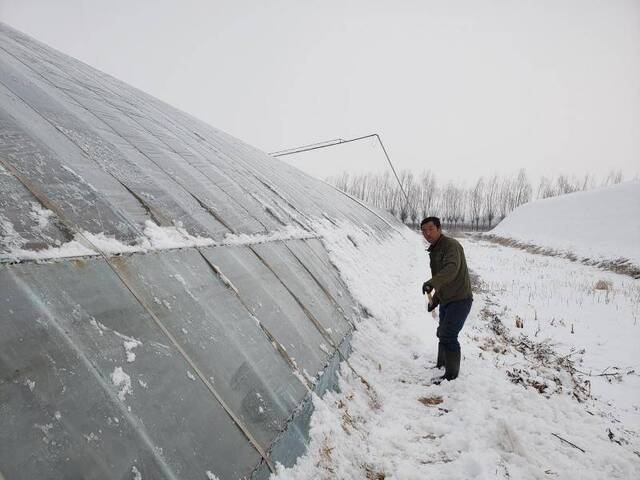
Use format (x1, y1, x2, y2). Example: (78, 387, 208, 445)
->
(269, 133, 410, 209)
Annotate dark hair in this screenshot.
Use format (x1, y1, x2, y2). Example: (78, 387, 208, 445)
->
(420, 216, 441, 229)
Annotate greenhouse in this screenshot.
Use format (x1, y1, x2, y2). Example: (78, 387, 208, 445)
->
(0, 22, 396, 479)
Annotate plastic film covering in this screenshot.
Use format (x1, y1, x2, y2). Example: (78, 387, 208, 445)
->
(0, 259, 262, 480)
(200, 245, 330, 377)
(0, 93, 143, 244)
(0, 44, 235, 239)
(0, 22, 399, 246)
(250, 332, 353, 480)
(108, 248, 308, 448)
(285, 238, 361, 326)
(0, 21, 403, 479)
(0, 165, 71, 253)
(1, 30, 298, 236)
(0, 49, 150, 230)
(250, 241, 351, 345)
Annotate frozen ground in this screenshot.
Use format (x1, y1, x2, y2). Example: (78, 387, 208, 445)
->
(273, 225, 640, 479)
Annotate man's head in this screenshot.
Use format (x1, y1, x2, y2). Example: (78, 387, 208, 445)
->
(420, 216, 442, 244)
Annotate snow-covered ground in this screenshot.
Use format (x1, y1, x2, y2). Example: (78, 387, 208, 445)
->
(489, 181, 640, 268)
(273, 225, 640, 479)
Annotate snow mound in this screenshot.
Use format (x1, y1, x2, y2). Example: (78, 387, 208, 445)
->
(490, 181, 640, 267)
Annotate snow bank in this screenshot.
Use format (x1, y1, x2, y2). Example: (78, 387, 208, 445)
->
(490, 181, 640, 267)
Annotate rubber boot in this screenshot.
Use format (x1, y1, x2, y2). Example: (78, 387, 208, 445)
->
(436, 344, 445, 369)
(443, 349, 461, 381)
(432, 349, 461, 384)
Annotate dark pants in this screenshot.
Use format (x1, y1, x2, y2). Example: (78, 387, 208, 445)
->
(437, 298, 472, 352)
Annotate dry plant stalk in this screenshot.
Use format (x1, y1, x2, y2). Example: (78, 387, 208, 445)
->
(594, 279, 612, 291)
(418, 395, 444, 406)
(481, 308, 592, 402)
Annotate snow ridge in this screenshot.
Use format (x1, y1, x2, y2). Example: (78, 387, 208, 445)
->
(490, 180, 640, 268)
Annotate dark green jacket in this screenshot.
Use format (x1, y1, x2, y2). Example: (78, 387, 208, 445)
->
(426, 235, 472, 306)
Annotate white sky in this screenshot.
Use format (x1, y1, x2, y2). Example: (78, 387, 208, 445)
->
(1, 0, 639, 184)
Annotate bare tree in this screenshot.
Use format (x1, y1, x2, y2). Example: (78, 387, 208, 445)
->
(419, 170, 438, 221)
(331, 171, 350, 192)
(580, 173, 596, 191)
(556, 174, 580, 195)
(451, 187, 466, 228)
(537, 176, 555, 199)
(326, 168, 621, 230)
(396, 170, 415, 224)
(439, 182, 465, 228)
(603, 169, 623, 186)
(483, 175, 500, 228)
(373, 171, 395, 216)
(512, 169, 532, 209)
(498, 176, 513, 222)
(408, 175, 422, 226)
(469, 178, 484, 230)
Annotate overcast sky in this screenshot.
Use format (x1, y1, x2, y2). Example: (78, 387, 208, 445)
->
(1, 0, 639, 184)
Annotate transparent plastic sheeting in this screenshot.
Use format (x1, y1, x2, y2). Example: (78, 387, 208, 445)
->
(251, 241, 352, 344)
(0, 21, 397, 479)
(0, 22, 397, 256)
(0, 258, 261, 479)
(0, 166, 71, 250)
(251, 333, 353, 479)
(0, 240, 360, 479)
(108, 248, 307, 448)
(285, 238, 360, 331)
(201, 245, 329, 377)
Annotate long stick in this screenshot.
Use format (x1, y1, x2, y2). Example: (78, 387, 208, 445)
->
(426, 291, 438, 320)
(551, 433, 586, 453)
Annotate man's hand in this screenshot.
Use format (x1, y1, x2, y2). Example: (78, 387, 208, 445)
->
(422, 281, 433, 295)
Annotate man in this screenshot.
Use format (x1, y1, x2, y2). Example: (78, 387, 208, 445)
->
(420, 216, 473, 382)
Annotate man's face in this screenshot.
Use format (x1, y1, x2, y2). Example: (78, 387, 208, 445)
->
(421, 221, 441, 244)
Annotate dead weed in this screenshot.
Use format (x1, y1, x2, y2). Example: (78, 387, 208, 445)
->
(418, 395, 444, 406)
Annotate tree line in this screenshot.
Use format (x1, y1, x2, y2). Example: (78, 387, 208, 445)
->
(326, 169, 626, 230)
